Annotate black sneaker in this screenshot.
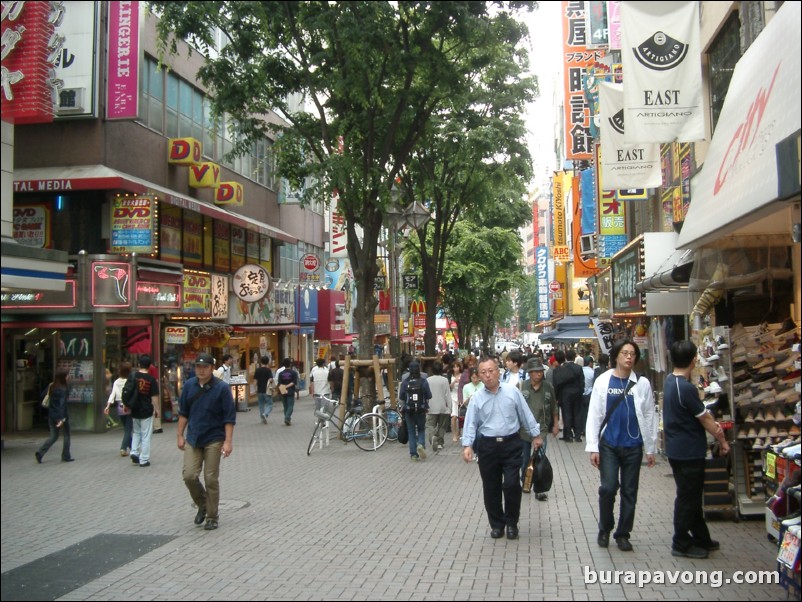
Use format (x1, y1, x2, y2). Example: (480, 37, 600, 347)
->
(139, 461, 151, 467)
(194, 507, 207, 525)
(597, 531, 609, 548)
(204, 518, 218, 531)
(131, 455, 139, 464)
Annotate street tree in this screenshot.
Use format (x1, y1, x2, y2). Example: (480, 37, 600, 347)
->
(397, 39, 535, 354)
(439, 222, 526, 355)
(150, 1, 536, 357)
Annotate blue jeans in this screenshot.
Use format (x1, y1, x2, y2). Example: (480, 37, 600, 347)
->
(257, 393, 273, 418)
(598, 442, 643, 539)
(282, 394, 295, 423)
(131, 415, 154, 463)
(118, 413, 133, 451)
(405, 411, 426, 457)
(38, 417, 71, 460)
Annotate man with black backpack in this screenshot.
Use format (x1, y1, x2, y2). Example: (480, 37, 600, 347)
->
(399, 360, 432, 461)
(128, 355, 160, 467)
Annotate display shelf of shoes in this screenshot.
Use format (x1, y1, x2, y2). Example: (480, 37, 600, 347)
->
(731, 322, 802, 517)
(699, 327, 737, 514)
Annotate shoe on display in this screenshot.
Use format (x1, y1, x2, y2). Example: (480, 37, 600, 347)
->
(744, 411, 755, 423)
(704, 382, 722, 395)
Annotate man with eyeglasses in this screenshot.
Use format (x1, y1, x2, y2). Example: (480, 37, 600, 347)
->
(462, 356, 542, 540)
(585, 339, 656, 552)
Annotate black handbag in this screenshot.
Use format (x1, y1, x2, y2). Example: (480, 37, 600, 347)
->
(397, 421, 409, 444)
(532, 448, 553, 494)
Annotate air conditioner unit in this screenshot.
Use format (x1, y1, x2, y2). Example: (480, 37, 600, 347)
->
(57, 87, 86, 114)
(579, 234, 596, 257)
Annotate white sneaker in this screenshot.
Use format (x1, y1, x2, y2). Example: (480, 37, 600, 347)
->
(417, 444, 427, 460)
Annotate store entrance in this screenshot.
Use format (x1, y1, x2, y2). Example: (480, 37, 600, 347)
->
(6, 330, 57, 432)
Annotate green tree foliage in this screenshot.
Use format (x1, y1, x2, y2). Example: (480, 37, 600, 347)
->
(150, 1, 536, 357)
(439, 222, 525, 355)
(516, 274, 540, 332)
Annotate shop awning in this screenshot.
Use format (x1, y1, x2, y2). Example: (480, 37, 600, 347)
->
(635, 248, 695, 293)
(1, 239, 69, 291)
(676, 1, 800, 250)
(540, 328, 597, 342)
(13, 165, 298, 244)
(231, 324, 300, 331)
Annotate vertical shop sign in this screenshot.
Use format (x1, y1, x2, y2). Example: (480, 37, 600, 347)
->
(595, 145, 627, 263)
(13, 205, 50, 248)
(53, 0, 98, 118)
(182, 271, 211, 314)
(612, 244, 643, 313)
(0, 1, 60, 124)
(246, 230, 259, 262)
(210, 274, 229, 318)
(91, 261, 131, 308)
(182, 211, 202, 268)
(562, 1, 606, 160)
(213, 221, 230, 273)
(106, 1, 140, 120)
(110, 196, 154, 253)
(536, 246, 550, 321)
(160, 204, 182, 262)
(230, 226, 246, 271)
(329, 192, 348, 258)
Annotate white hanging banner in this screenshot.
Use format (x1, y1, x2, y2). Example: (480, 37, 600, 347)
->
(599, 82, 662, 189)
(620, 1, 704, 143)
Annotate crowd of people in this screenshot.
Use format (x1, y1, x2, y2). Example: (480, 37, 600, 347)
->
(35, 339, 732, 551)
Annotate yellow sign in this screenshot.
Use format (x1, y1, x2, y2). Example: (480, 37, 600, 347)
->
(553, 245, 571, 263)
(215, 182, 244, 206)
(168, 137, 202, 165)
(553, 172, 568, 246)
(189, 162, 221, 188)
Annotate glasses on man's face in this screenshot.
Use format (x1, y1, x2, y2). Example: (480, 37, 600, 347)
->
(619, 350, 636, 357)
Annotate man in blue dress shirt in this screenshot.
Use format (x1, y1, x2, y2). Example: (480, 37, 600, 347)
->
(462, 356, 543, 540)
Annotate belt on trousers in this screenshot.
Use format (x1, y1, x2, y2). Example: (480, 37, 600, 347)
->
(481, 433, 519, 443)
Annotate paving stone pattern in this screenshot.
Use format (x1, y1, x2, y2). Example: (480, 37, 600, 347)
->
(0, 395, 786, 600)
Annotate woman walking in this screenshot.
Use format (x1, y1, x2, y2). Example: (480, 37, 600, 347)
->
(104, 361, 133, 456)
(35, 369, 74, 463)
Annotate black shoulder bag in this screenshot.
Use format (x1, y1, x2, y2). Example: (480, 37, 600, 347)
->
(598, 376, 638, 442)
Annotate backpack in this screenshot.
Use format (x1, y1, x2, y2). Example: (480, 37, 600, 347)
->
(405, 378, 426, 413)
(121, 374, 138, 410)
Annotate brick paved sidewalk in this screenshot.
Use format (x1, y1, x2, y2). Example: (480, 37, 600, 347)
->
(0, 396, 787, 600)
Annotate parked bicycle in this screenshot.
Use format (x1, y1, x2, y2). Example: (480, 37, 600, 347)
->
(307, 396, 389, 455)
(372, 398, 401, 442)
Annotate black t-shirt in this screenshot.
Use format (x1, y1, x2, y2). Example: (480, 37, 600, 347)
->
(254, 366, 273, 394)
(663, 373, 707, 460)
(328, 367, 344, 393)
(132, 371, 159, 419)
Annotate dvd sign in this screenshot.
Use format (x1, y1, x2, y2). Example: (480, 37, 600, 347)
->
(164, 326, 189, 344)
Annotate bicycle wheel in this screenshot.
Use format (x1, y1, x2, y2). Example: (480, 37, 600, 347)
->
(384, 408, 400, 441)
(352, 413, 388, 451)
(307, 421, 323, 456)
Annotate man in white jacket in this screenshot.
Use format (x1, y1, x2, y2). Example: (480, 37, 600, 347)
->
(585, 339, 655, 553)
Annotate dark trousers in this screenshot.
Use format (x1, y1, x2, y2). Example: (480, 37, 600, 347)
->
(598, 442, 642, 539)
(669, 458, 712, 551)
(578, 394, 591, 437)
(561, 392, 582, 439)
(476, 436, 523, 530)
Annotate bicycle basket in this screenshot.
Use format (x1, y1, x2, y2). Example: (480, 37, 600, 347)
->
(314, 397, 337, 420)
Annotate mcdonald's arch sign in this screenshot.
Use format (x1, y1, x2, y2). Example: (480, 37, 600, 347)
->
(409, 300, 426, 314)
